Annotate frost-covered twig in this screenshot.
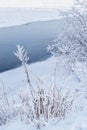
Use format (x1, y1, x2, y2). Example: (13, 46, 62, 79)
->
(14, 45, 34, 99)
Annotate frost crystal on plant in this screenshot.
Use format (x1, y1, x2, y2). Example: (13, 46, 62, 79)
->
(14, 45, 29, 64)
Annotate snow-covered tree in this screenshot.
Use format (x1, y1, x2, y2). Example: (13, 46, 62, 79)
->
(48, 0, 87, 65)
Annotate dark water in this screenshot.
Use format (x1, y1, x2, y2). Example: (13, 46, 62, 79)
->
(0, 20, 63, 73)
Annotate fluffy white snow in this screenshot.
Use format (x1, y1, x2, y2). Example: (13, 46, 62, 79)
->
(0, 56, 87, 130)
(0, 8, 59, 28)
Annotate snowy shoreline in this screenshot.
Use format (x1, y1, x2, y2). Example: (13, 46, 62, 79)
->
(0, 8, 59, 28)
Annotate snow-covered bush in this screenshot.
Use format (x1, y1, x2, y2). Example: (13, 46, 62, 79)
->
(17, 76, 80, 129)
(0, 45, 80, 128)
(14, 45, 78, 128)
(48, 0, 87, 66)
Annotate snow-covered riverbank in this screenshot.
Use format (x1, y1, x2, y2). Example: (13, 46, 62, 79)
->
(0, 56, 87, 130)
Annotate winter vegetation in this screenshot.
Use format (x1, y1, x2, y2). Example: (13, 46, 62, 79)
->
(0, 45, 79, 129)
(0, 43, 87, 130)
(48, 0, 87, 70)
(0, 0, 87, 130)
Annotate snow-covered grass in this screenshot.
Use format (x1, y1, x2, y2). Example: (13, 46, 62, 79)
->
(0, 55, 87, 130)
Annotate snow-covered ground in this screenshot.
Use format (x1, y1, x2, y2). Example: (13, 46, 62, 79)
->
(0, 7, 87, 130)
(0, 8, 59, 28)
(0, 56, 87, 130)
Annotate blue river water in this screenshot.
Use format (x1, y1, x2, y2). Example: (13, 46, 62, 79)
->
(0, 20, 63, 73)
